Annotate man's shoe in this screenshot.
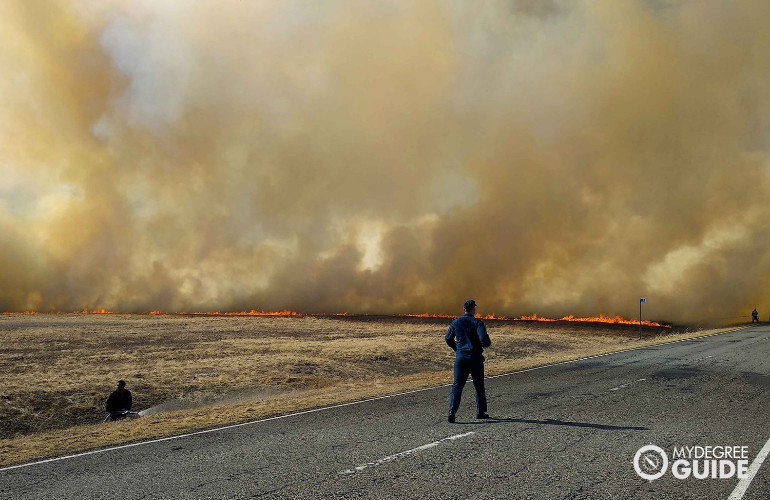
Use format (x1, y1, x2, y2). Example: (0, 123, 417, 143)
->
(448, 414, 456, 423)
(476, 413, 491, 419)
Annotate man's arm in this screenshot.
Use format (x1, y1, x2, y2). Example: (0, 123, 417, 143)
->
(105, 393, 114, 412)
(477, 320, 491, 348)
(126, 391, 132, 411)
(445, 325, 457, 351)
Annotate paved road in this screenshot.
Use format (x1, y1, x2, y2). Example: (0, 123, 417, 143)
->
(3, 326, 770, 499)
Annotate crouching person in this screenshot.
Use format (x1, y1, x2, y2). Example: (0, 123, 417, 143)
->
(105, 380, 133, 421)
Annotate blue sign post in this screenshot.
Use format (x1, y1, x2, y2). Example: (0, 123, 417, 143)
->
(639, 298, 647, 340)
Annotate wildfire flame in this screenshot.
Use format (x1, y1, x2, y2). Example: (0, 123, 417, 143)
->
(79, 308, 115, 314)
(4, 309, 667, 327)
(405, 313, 506, 320)
(166, 310, 304, 317)
(550, 314, 665, 327)
(408, 312, 667, 327)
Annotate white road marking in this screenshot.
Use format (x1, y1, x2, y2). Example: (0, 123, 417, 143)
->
(0, 326, 748, 472)
(728, 434, 770, 500)
(0, 390, 462, 473)
(340, 432, 475, 475)
(692, 355, 714, 362)
(609, 378, 646, 391)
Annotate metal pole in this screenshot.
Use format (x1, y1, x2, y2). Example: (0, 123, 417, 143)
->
(639, 299, 642, 340)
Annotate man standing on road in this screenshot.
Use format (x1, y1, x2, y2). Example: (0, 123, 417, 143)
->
(445, 299, 491, 423)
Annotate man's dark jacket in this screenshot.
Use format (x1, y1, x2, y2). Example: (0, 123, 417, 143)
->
(105, 389, 132, 412)
(445, 313, 491, 356)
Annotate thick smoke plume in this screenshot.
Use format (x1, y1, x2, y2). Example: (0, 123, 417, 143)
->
(2, 0, 770, 324)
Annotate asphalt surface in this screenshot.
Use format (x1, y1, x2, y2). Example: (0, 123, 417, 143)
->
(2, 326, 770, 499)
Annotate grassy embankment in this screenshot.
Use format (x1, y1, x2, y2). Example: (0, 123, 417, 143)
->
(0, 313, 740, 467)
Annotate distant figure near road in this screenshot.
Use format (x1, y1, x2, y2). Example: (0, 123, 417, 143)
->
(105, 380, 133, 421)
(445, 299, 492, 423)
(752, 309, 759, 323)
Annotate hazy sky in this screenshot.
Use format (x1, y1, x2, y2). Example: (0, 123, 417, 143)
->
(2, 0, 769, 323)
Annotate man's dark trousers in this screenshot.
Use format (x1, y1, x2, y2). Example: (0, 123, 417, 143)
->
(449, 353, 487, 415)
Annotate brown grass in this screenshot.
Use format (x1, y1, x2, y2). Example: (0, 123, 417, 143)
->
(0, 313, 739, 467)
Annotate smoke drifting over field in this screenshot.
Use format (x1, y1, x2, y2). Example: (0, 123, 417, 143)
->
(2, 0, 770, 323)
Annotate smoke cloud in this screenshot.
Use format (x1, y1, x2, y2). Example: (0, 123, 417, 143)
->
(2, 0, 770, 323)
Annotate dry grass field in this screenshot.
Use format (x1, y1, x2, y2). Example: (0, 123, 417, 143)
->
(0, 313, 733, 466)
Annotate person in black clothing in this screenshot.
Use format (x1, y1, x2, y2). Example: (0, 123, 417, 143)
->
(105, 380, 132, 420)
(445, 299, 492, 423)
(752, 309, 759, 323)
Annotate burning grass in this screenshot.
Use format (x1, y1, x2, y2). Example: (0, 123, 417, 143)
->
(0, 313, 732, 467)
(78, 309, 669, 327)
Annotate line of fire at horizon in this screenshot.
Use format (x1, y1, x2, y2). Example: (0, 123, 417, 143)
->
(0, 309, 670, 327)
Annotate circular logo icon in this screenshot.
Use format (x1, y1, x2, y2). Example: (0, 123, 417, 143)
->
(634, 444, 668, 481)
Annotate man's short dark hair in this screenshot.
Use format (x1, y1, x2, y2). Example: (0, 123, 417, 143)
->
(464, 299, 477, 311)
(117, 380, 126, 387)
